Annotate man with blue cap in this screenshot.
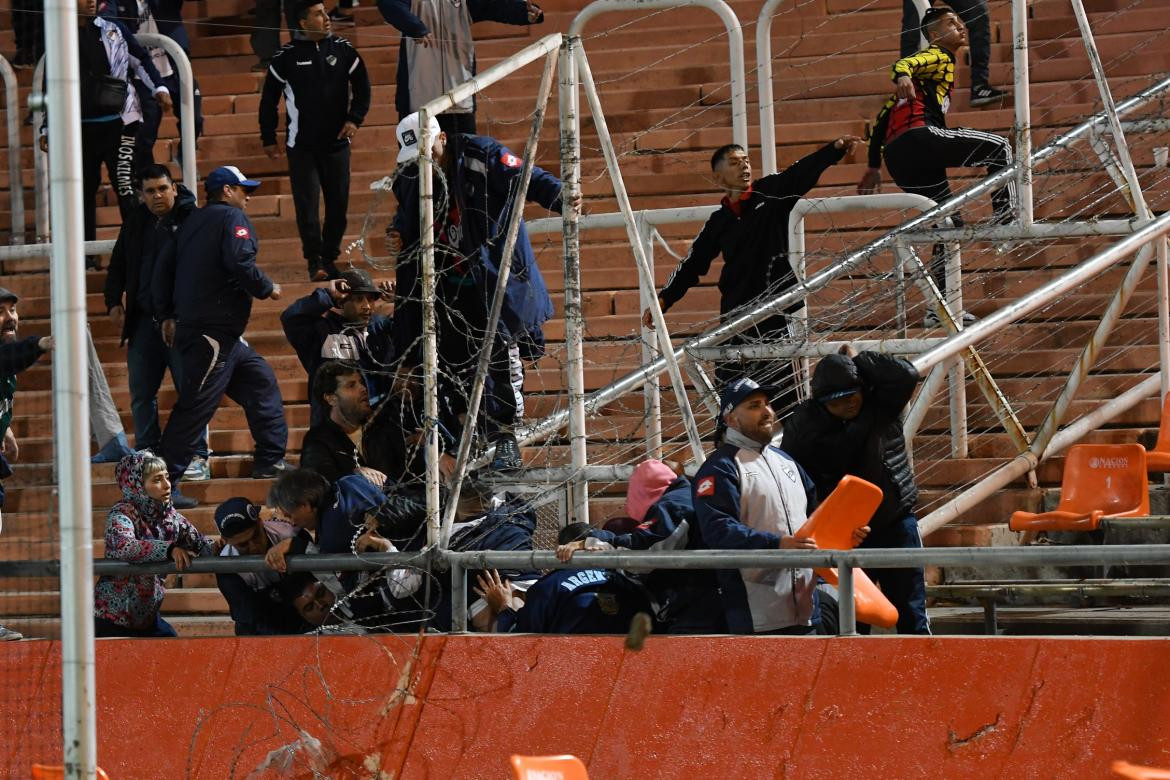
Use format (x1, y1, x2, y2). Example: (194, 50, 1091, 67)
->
(692, 376, 868, 635)
(153, 165, 291, 507)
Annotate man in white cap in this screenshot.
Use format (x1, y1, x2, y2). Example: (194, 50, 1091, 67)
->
(386, 112, 571, 470)
(152, 165, 291, 507)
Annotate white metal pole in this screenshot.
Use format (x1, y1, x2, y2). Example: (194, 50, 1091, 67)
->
(0, 55, 25, 244)
(417, 108, 441, 547)
(136, 33, 198, 197)
(1011, 0, 1033, 226)
(755, 0, 785, 174)
(560, 37, 590, 525)
(44, 0, 96, 775)
(438, 52, 558, 547)
(576, 44, 706, 464)
(1159, 238, 1170, 399)
(32, 56, 50, 240)
(636, 215, 663, 458)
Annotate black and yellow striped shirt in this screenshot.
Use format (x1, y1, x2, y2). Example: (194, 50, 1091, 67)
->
(867, 44, 957, 168)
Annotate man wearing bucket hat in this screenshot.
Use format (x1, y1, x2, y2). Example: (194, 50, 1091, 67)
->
(386, 112, 573, 470)
(782, 345, 930, 634)
(213, 496, 307, 635)
(153, 165, 290, 506)
(691, 377, 869, 634)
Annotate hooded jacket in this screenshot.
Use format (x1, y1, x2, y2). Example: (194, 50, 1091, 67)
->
(391, 133, 560, 364)
(94, 452, 210, 629)
(105, 184, 196, 344)
(783, 351, 921, 530)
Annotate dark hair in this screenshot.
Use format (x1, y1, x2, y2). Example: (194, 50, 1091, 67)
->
(557, 522, 592, 545)
(313, 359, 360, 410)
(295, 0, 323, 21)
(277, 571, 318, 603)
(710, 143, 745, 171)
(920, 7, 954, 37)
(206, 187, 227, 203)
(139, 163, 173, 184)
(267, 469, 331, 513)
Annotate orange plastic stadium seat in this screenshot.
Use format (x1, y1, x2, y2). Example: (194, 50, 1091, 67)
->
(1113, 760, 1170, 778)
(32, 766, 111, 780)
(1009, 443, 1150, 532)
(796, 475, 899, 629)
(510, 754, 589, 780)
(1144, 392, 1170, 472)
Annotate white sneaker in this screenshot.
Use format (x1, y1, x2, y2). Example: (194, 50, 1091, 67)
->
(0, 625, 24, 641)
(923, 310, 977, 328)
(183, 456, 211, 482)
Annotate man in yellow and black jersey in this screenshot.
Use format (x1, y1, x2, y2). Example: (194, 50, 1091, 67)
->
(859, 8, 1014, 312)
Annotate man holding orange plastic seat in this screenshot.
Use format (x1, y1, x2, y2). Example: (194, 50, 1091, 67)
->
(782, 346, 930, 634)
(692, 378, 869, 635)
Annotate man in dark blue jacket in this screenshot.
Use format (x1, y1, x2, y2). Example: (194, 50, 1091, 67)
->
(280, 268, 394, 426)
(377, 0, 542, 133)
(389, 114, 567, 464)
(153, 166, 290, 501)
(259, 0, 371, 281)
(105, 164, 208, 470)
(476, 567, 653, 634)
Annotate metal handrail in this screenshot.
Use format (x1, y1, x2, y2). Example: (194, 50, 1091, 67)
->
(567, 0, 748, 149)
(0, 54, 25, 244)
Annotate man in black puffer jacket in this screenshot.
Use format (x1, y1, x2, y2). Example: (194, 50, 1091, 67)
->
(782, 345, 929, 634)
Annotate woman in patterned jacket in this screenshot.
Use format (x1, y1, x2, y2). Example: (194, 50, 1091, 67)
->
(93, 451, 212, 637)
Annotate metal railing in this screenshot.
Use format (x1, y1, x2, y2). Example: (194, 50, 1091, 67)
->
(0, 54, 25, 245)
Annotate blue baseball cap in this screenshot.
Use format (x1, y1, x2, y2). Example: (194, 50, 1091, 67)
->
(214, 496, 263, 537)
(719, 377, 780, 418)
(204, 165, 260, 194)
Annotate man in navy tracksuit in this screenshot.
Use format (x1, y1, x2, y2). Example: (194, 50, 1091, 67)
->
(259, 1, 371, 281)
(479, 567, 653, 634)
(281, 268, 395, 426)
(153, 166, 289, 502)
(692, 378, 868, 635)
(782, 346, 930, 634)
(389, 112, 566, 464)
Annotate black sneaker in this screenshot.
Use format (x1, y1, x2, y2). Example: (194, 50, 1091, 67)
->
(490, 432, 523, 472)
(171, 489, 198, 509)
(970, 84, 1009, 107)
(251, 59, 270, 73)
(308, 261, 328, 282)
(320, 261, 342, 280)
(328, 7, 355, 24)
(252, 459, 293, 479)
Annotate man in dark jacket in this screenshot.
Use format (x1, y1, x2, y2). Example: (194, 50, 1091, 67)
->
(642, 135, 859, 416)
(377, 0, 542, 133)
(259, 0, 371, 280)
(389, 114, 566, 464)
(280, 269, 394, 425)
(214, 497, 307, 635)
(153, 166, 290, 501)
(105, 164, 208, 468)
(0, 287, 53, 641)
(781, 345, 930, 634)
(299, 360, 386, 486)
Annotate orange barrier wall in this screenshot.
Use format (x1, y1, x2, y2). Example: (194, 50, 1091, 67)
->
(3, 635, 1170, 778)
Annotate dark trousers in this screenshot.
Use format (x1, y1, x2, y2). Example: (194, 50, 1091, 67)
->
(439, 276, 517, 435)
(901, 0, 991, 87)
(859, 514, 931, 634)
(884, 126, 1014, 292)
(287, 143, 352, 265)
(126, 315, 208, 457)
(251, 0, 299, 63)
(94, 614, 177, 638)
(82, 120, 139, 242)
(12, 0, 44, 59)
(714, 313, 801, 420)
(134, 71, 204, 174)
(158, 327, 287, 484)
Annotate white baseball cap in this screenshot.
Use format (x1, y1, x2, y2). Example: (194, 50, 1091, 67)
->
(395, 112, 443, 164)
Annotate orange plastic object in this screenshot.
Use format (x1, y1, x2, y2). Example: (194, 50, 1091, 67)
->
(1144, 392, 1170, 473)
(32, 766, 111, 780)
(795, 475, 898, 629)
(1009, 443, 1150, 532)
(510, 754, 589, 780)
(1113, 760, 1170, 779)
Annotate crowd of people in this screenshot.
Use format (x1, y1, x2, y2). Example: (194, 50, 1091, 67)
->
(0, 0, 1020, 639)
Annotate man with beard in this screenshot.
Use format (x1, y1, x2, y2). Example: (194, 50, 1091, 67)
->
(299, 360, 386, 486)
(0, 287, 53, 640)
(281, 268, 395, 426)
